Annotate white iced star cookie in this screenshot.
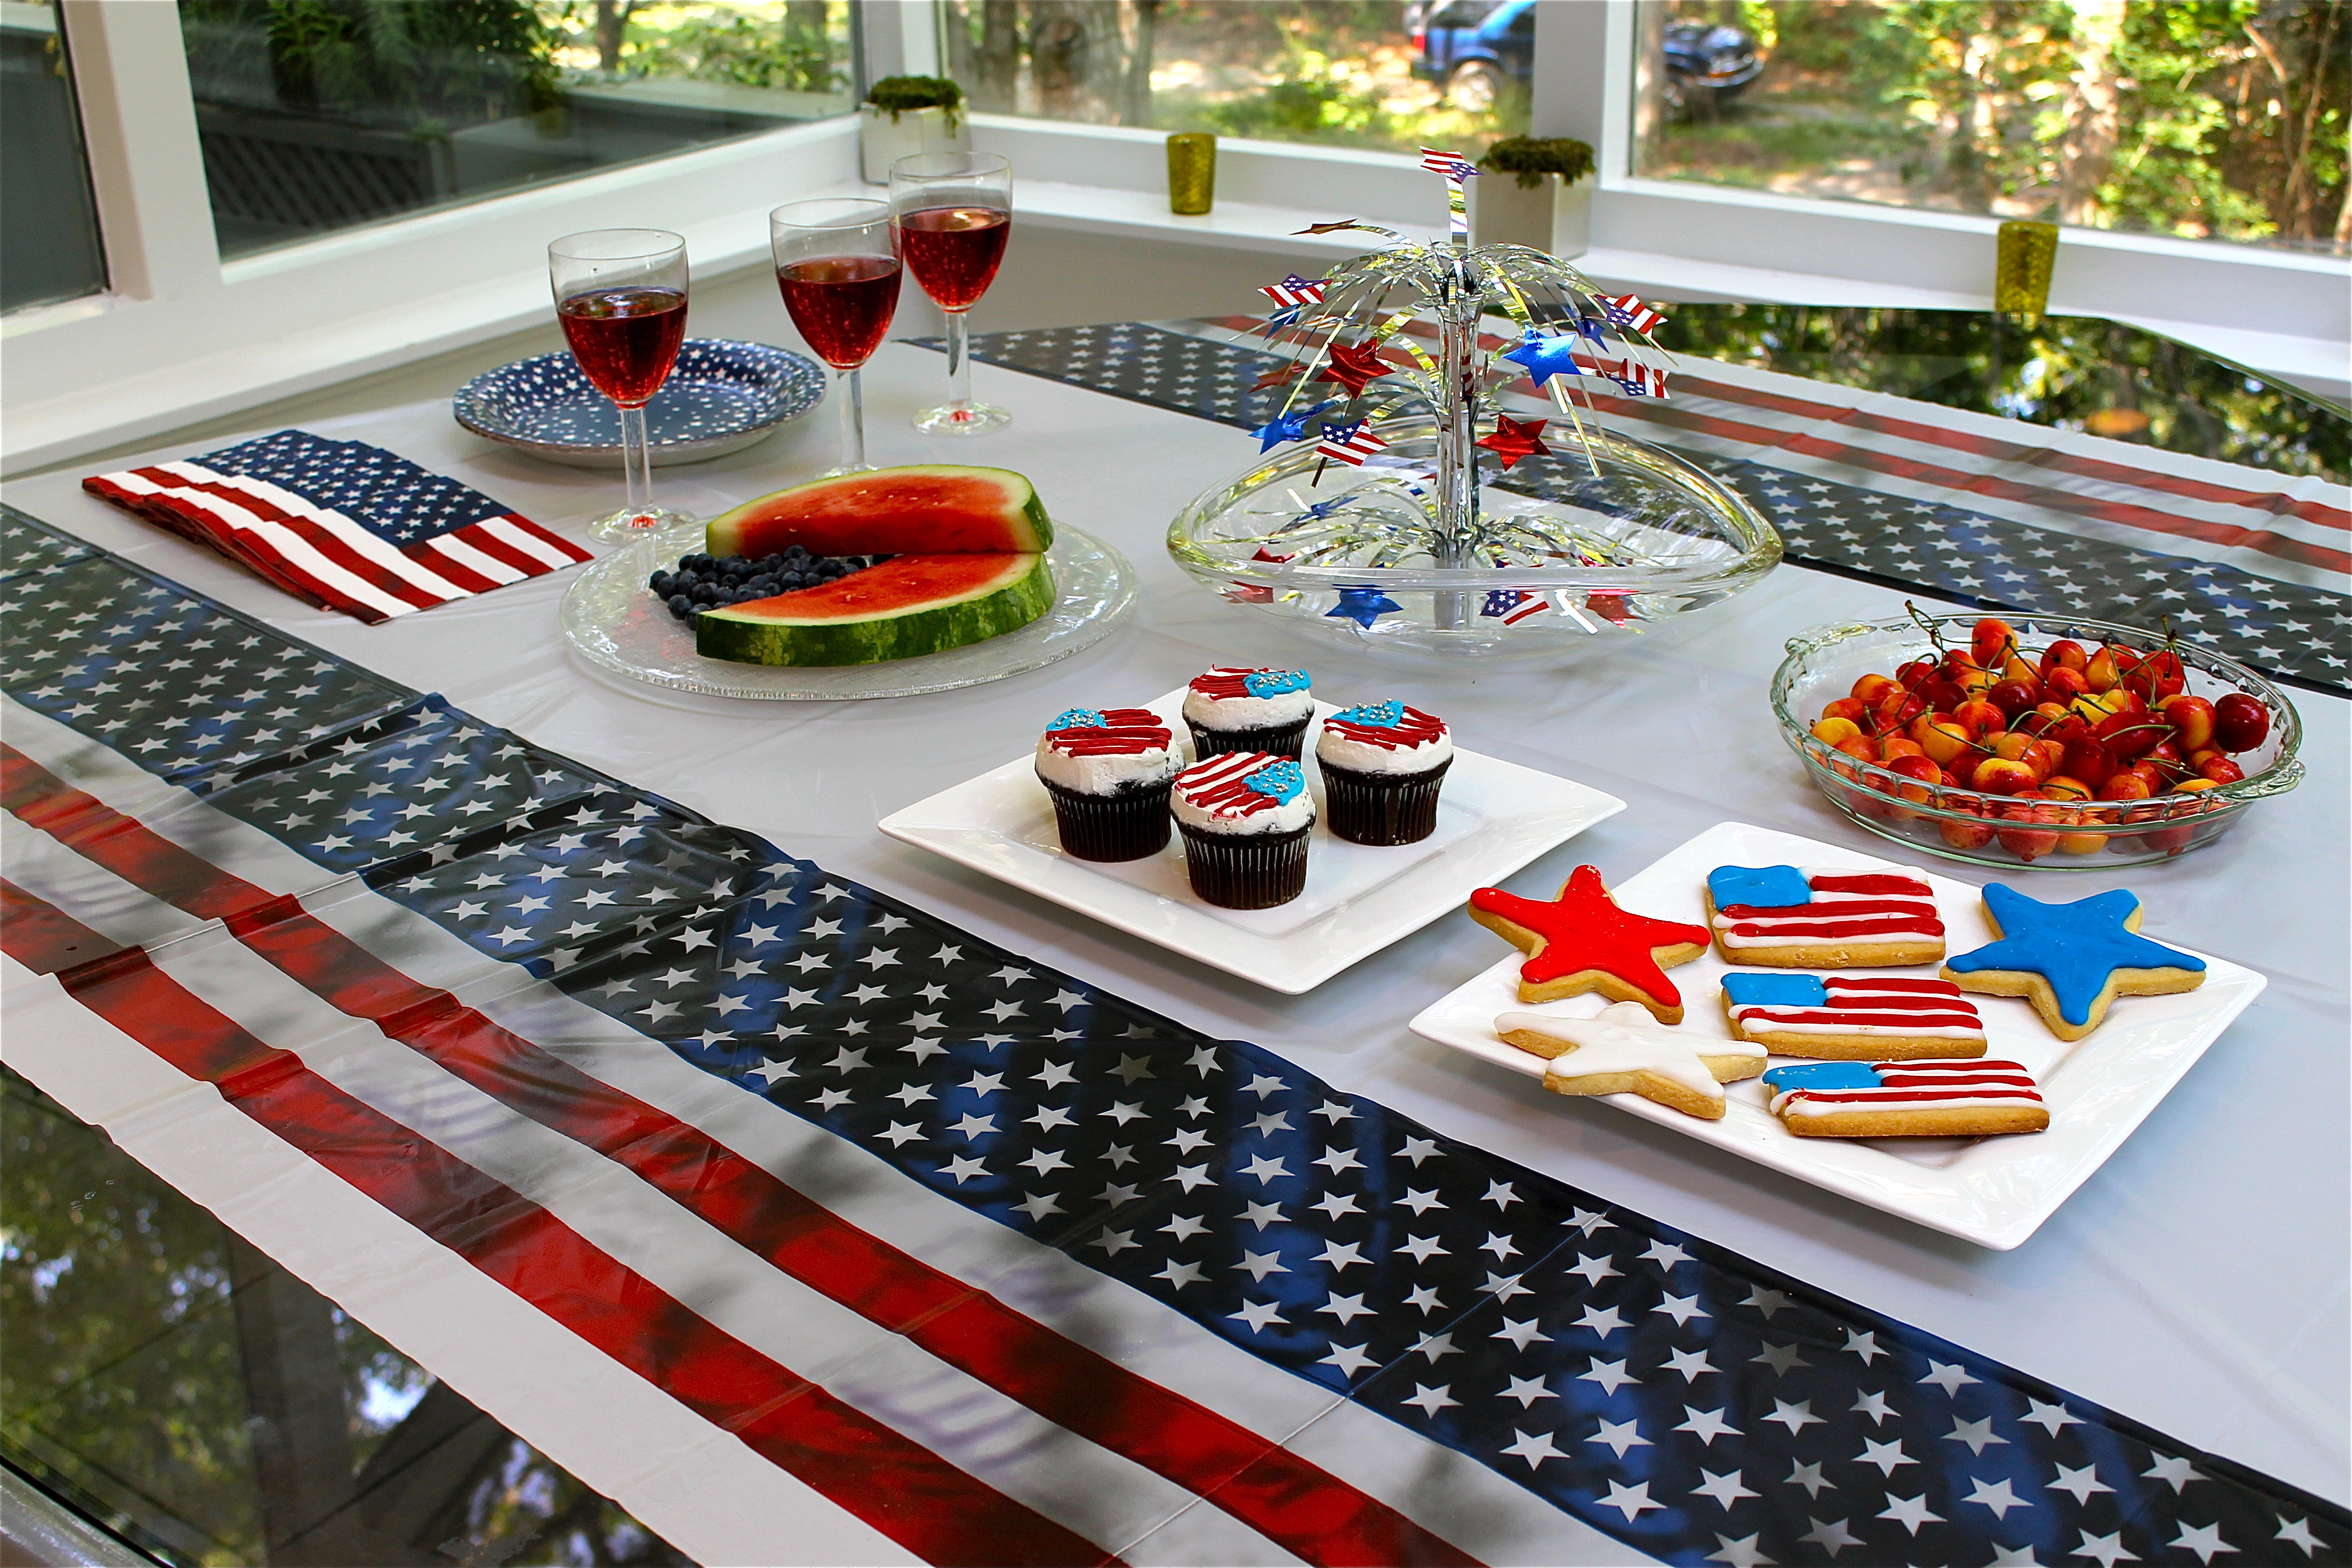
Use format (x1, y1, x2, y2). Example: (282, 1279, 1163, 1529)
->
(1496, 1001, 1768, 1120)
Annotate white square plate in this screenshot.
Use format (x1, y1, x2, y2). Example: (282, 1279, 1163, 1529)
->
(1408, 820, 2266, 1249)
(878, 689, 1625, 993)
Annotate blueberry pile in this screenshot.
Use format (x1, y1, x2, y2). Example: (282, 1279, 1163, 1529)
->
(649, 548, 886, 622)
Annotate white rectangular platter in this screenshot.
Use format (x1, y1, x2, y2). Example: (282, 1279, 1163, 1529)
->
(1408, 820, 2266, 1249)
(879, 689, 1625, 994)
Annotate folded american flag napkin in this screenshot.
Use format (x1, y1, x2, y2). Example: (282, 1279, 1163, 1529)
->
(83, 430, 591, 624)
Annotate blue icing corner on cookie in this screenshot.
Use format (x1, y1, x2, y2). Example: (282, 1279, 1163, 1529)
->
(1708, 864, 1811, 910)
(1243, 669, 1311, 698)
(1244, 759, 1305, 803)
(1948, 883, 2206, 1027)
(1762, 1061, 1883, 1092)
(1722, 973, 1830, 1009)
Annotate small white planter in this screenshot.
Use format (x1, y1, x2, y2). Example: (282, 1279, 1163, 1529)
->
(1468, 171, 1594, 260)
(859, 104, 969, 184)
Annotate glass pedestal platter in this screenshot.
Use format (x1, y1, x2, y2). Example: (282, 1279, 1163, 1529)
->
(1170, 417, 1778, 667)
(561, 521, 1136, 700)
(1172, 157, 1780, 666)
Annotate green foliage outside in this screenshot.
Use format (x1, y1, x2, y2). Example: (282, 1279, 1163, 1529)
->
(1647, 0, 2349, 255)
(179, 0, 565, 132)
(588, 2, 850, 95)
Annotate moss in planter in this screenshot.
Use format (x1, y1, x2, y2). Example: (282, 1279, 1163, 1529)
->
(865, 74, 963, 132)
(1480, 136, 1596, 190)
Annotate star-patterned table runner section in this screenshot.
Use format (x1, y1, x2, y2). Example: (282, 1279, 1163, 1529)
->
(4, 510, 2347, 1567)
(78, 430, 592, 624)
(923, 323, 2352, 697)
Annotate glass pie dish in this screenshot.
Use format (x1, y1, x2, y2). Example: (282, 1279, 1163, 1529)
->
(1771, 612, 2304, 868)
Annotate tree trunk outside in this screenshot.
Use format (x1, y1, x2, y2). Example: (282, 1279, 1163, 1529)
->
(1123, 0, 1160, 127)
(595, 0, 635, 73)
(2058, 0, 2125, 226)
(974, 0, 1022, 112)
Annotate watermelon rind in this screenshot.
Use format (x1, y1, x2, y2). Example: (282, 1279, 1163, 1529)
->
(695, 552, 1055, 666)
(706, 465, 1053, 559)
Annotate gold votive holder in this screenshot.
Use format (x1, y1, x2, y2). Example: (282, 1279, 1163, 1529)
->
(1996, 220, 2058, 319)
(1167, 133, 1215, 215)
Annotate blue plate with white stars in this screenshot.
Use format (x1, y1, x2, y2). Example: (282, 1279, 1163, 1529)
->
(454, 339, 825, 469)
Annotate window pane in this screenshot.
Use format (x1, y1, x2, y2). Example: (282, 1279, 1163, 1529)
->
(941, 1, 1530, 155)
(1632, 1, 2351, 257)
(2, 1, 109, 313)
(182, 1, 858, 260)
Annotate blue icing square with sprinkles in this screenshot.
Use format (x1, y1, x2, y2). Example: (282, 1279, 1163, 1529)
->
(1332, 700, 1403, 727)
(1243, 669, 1310, 698)
(1244, 759, 1305, 802)
(1708, 864, 1811, 910)
(1762, 1061, 1882, 1092)
(1721, 973, 1829, 1008)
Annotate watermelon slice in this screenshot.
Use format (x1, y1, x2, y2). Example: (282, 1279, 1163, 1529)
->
(706, 465, 1053, 559)
(695, 552, 1054, 666)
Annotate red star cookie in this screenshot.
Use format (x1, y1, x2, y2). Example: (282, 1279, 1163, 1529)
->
(1468, 864, 1713, 1021)
(1315, 340, 1393, 398)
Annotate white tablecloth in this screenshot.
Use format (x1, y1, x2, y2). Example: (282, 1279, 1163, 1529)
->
(6, 330, 2346, 1519)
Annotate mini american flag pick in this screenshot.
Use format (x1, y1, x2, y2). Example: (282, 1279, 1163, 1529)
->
(1418, 146, 1479, 181)
(1602, 292, 1667, 334)
(1259, 275, 1329, 310)
(83, 430, 587, 624)
(1481, 587, 1553, 624)
(1316, 420, 1389, 465)
(1610, 361, 1670, 398)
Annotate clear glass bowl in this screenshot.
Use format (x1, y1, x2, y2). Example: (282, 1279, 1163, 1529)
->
(1772, 612, 2305, 868)
(1166, 418, 1781, 667)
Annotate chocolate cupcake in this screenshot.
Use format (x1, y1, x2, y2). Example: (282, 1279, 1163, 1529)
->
(1316, 700, 1453, 846)
(1183, 667, 1313, 761)
(1170, 752, 1315, 908)
(1035, 707, 1179, 862)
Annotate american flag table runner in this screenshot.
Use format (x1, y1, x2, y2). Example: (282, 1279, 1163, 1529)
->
(925, 322, 2352, 698)
(82, 429, 590, 624)
(2, 509, 2345, 1567)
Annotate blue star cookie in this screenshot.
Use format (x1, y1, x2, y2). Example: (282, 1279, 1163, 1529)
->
(1942, 884, 2206, 1041)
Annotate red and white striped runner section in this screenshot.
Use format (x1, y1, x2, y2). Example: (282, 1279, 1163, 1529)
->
(1728, 976, 1985, 1043)
(0, 698, 1630, 1568)
(83, 462, 590, 623)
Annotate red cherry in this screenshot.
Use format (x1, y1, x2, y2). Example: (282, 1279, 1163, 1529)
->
(2199, 756, 2246, 785)
(2062, 737, 2117, 789)
(2212, 693, 2271, 753)
(1985, 679, 2040, 718)
(1896, 658, 1937, 690)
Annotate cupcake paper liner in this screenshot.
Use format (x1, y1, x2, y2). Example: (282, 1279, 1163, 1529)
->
(1320, 756, 1452, 846)
(1178, 821, 1312, 908)
(1042, 777, 1172, 861)
(1188, 716, 1309, 763)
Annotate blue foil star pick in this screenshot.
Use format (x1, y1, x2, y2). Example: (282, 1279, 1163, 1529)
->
(1253, 400, 1331, 453)
(1501, 328, 1587, 388)
(1325, 585, 1402, 628)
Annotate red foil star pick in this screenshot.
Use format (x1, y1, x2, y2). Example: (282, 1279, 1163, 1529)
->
(1315, 340, 1393, 398)
(1467, 864, 1713, 1021)
(1294, 219, 1365, 235)
(1476, 413, 1551, 470)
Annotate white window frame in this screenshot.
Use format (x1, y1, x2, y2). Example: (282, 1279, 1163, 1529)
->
(6, 0, 2343, 479)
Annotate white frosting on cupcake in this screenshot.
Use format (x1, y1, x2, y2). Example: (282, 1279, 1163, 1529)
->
(1171, 752, 1316, 835)
(1034, 707, 1178, 796)
(1182, 667, 1314, 732)
(1315, 700, 1453, 776)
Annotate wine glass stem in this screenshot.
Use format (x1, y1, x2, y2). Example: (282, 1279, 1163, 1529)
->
(944, 308, 972, 410)
(837, 366, 867, 471)
(619, 402, 655, 525)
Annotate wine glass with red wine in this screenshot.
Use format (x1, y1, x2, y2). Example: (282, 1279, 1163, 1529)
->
(889, 151, 1011, 436)
(770, 198, 901, 477)
(548, 229, 692, 538)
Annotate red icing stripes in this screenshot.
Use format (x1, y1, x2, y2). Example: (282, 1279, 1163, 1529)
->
(1783, 1061, 2043, 1113)
(1322, 706, 1445, 750)
(1738, 977, 1984, 1034)
(1469, 864, 1711, 1003)
(1189, 667, 1279, 701)
(1718, 873, 1943, 943)
(1174, 751, 1286, 818)
(1044, 708, 1170, 756)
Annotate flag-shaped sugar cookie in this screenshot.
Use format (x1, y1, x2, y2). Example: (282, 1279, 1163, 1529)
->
(1721, 973, 1986, 1059)
(1703, 864, 1945, 968)
(1763, 1059, 2049, 1139)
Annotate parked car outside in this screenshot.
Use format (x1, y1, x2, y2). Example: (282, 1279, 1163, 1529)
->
(1407, 2, 1763, 118)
